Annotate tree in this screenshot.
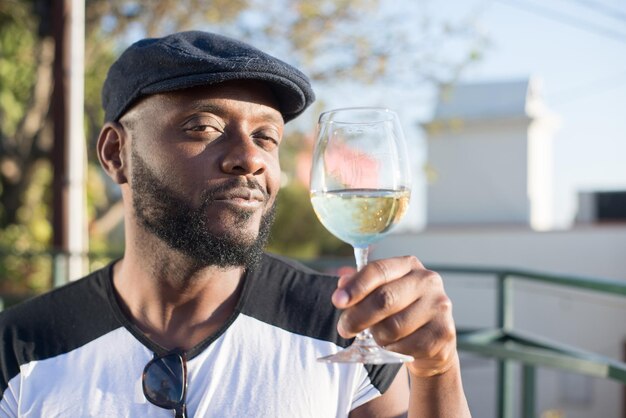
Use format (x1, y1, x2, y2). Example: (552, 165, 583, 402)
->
(0, 0, 487, 292)
(0, 1, 56, 294)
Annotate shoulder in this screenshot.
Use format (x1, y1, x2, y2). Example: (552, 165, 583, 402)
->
(258, 252, 337, 281)
(248, 254, 402, 395)
(254, 253, 342, 301)
(0, 265, 116, 335)
(0, 264, 123, 391)
(254, 252, 340, 299)
(241, 253, 349, 345)
(237, 254, 403, 399)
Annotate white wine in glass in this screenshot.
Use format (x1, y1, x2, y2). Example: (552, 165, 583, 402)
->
(310, 107, 414, 364)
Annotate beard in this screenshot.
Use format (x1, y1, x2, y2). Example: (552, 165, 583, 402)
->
(130, 146, 275, 269)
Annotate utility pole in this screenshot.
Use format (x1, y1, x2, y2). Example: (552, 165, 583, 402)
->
(51, 0, 87, 284)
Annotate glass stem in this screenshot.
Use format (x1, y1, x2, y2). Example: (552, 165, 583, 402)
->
(353, 246, 374, 344)
(354, 246, 369, 272)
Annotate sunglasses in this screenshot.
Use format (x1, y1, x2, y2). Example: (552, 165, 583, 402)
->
(142, 349, 188, 418)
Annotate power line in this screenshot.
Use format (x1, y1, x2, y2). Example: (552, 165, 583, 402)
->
(568, 0, 626, 23)
(550, 69, 626, 105)
(496, 0, 626, 45)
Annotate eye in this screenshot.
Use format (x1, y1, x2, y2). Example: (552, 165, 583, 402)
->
(182, 115, 224, 137)
(252, 128, 281, 148)
(188, 125, 220, 133)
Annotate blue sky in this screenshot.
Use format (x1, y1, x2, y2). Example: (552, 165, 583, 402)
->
(448, 0, 626, 225)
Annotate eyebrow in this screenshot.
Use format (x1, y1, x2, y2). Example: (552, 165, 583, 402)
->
(190, 103, 223, 114)
(254, 109, 284, 125)
(189, 103, 284, 125)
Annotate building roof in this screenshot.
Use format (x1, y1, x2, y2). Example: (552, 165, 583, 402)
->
(431, 78, 535, 122)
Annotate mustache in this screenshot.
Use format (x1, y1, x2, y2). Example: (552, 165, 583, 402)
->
(201, 178, 270, 202)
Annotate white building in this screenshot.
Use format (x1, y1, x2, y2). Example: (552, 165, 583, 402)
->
(424, 78, 559, 231)
(373, 79, 626, 418)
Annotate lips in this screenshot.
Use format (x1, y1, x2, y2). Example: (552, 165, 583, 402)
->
(202, 178, 270, 213)
(213, 187, 266, 203)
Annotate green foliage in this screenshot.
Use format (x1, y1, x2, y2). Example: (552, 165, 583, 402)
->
(0, 5, 52, 294)
(266, 127, 353, 259)
(84, 35, 116, 154)
(0, 162, 53, 293)
(267, 182, 351, 259)
(0, 7, 37, 137)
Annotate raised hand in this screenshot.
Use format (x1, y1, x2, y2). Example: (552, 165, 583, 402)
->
(331, 255, 458, 378)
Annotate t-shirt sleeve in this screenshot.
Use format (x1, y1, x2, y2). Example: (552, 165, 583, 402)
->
(350, 363, 403, 410)
(0, 373, 19, 418)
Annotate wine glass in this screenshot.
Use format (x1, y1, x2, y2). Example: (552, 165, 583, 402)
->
(310, 107, 414, 364)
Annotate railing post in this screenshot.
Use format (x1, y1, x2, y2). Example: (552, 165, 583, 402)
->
(497, 273, 514, 330)
(497, 273, 515, 418)
(498, 361, 515, 418)
(522, 364, 536, 418)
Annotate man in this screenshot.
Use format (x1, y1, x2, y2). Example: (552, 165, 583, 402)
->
(0, 31, 470, 417)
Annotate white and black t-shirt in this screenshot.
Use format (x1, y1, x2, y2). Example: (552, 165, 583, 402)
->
(0, 254, 401, 417)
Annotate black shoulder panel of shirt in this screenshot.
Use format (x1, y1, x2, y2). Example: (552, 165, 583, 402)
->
(0, 264, 121, 397)
(241, 253, 401, 394)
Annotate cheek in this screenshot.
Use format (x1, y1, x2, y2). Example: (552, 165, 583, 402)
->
(164, 144, 220, 186)
(265, 156, 282, 197)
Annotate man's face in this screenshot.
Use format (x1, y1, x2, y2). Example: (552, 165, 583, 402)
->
(122, 81, 284, 268)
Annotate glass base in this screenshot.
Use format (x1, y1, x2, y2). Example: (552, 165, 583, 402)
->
(318, 334, 414, 364)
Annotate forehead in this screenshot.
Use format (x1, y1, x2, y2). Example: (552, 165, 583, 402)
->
(125, 80, 284, 125)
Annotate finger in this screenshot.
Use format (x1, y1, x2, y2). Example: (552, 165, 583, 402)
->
(383, 314, 457, 377)
(337, 268, 437, 337)
(332, 255, 424, 309)
(368, 292, 450, 346)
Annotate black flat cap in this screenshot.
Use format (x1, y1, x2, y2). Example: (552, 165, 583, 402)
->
(102, 30, 315, 123)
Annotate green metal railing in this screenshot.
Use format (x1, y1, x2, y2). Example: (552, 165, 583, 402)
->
(426, 265, 626, 418)
(1, 251, 625, 417)
(306, 259, 626, 417)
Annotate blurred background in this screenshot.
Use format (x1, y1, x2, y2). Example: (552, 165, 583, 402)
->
(0, 0, 625, 417)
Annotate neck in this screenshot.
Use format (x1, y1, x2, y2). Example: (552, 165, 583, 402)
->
(112, 237, 248, 351)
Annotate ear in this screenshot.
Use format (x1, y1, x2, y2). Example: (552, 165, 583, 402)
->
(97, 122, 129, 184)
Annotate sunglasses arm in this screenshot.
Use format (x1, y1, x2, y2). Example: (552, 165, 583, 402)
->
(175, 404, 187, 418)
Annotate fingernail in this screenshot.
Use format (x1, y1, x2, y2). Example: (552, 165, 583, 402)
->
(337, 320, 347, 337)
(333, 289, 350, 307)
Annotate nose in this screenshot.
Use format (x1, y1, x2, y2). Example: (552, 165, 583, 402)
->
(220, 134, 267, 176)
